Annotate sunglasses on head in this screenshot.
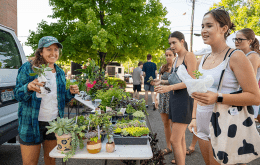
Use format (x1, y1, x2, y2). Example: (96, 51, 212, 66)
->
(232, 38, 247, 43)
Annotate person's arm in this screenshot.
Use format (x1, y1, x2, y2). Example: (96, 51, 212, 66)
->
(223, 50, 260, 105)
(192, 50, 260, 106)
(143, 71, 146, 78)
(168, 52, 197, 91)
(247, 53, 259, 76)
(14, 65, 35, 102)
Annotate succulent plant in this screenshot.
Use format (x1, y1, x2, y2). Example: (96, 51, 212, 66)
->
(46, 117, 75, 136)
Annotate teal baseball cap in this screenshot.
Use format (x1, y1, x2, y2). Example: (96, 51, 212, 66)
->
(38, 36, 63, 49)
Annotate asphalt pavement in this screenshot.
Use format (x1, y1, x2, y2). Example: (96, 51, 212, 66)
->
(1, 84, 260, 165)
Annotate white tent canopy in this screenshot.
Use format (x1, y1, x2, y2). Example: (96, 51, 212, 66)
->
(194, 32, 260, 56)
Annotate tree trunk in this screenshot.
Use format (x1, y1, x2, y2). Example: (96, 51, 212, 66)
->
(99, 51, 107, 71)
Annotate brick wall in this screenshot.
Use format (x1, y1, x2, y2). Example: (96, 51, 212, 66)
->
(0, 0, 17, 35)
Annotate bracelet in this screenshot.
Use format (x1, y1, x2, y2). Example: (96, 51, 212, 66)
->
(192, 118, 196, 119)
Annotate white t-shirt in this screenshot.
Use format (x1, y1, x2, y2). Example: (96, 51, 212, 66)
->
(38, 72, 59, 121)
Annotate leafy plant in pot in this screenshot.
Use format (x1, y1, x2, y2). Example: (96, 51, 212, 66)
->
(133, 111, 146, 121)
(29, 64, 53, 98)
(85, 131, 102, 154)
(126, 104, 136, 120)
(103, 124, 115, 153)
(117, 111, 124, 121)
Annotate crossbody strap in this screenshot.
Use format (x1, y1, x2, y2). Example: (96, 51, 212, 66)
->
(171, 56, 178, 73)
(217, 49, 237, 91)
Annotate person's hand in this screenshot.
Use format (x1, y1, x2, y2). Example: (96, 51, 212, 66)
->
(188, 119, 197, 134)
(191, 91, 218, 105)
(150, 79, 160, 86)
(70, 85, 79, 94)
(27, 79, 44, 93)
(154, 86, 172, 93)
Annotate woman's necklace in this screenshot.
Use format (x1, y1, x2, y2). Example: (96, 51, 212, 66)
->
(211, 46, 228, 64)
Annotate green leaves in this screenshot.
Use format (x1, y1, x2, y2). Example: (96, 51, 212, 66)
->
(211, 0, 260, 35)
(30, 64, 53, 77)
(193, 70, 203, 79)
(26, 0, 171, 69)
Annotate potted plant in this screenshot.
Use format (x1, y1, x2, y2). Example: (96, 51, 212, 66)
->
(103, 124, 115, 153)
(46, 117, 74, 153)
(85, 131, 102, 154)
(126, 104, 136, 120)
(117, 112, 124, 120)
(133, 111, 146, 121)
(29, 64, 53, 97)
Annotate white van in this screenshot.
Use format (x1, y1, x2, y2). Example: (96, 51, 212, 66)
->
(0, 24, 27, 144)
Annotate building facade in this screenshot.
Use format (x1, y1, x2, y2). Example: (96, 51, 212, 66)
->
(0, 0, 17, 35)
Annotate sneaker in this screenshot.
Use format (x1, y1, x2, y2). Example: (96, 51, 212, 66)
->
(146, 105, 148, 108)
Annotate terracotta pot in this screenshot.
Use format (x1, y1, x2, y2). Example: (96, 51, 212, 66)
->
(106, 142, 115, 153)
(55, 133, 72, 153)
(87, 139, 102, 154)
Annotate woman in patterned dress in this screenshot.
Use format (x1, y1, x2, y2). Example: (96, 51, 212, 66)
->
(156, 48, 176, 156)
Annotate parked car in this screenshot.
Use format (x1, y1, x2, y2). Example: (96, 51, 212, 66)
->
(124, 74, 133, 83)
(0, 24, 27, 144)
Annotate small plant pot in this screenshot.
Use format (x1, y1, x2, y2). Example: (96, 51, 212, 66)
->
(128, 115, 133, 120)
(117, 116, 123, 120)
(87, 139, 102, 154)
(106, 142, 115, 153)
(55, 133, 72, 153)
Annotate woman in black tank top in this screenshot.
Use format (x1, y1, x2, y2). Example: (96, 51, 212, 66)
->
(152, 31, 197, 165)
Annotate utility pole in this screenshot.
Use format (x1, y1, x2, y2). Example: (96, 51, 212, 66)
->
(190, 0, 195, 52)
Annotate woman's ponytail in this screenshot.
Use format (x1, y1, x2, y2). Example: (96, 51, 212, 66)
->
(250, 38, 260, 55)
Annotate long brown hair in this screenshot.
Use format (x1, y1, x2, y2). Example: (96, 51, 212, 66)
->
(31, 48, 47, 67)
(239, 28, 260, 54)
(160, 48, 176, 74)
(204, 9, 236, 39)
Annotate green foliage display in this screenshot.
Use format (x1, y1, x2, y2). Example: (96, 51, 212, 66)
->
(211, 0, 260, 35)
(106, 77, 126, 89)
(26, 0, 171, 70)
(126, 104, 136, 114)
(77, 59, 100, 82)
(96, 88, 129, 108)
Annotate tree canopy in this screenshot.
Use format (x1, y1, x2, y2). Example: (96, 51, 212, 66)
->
(26, 0, 171, 69)
(211, 0, 260, 35)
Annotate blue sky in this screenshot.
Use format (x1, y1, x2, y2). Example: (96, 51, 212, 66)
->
(18, 0, 221, 56)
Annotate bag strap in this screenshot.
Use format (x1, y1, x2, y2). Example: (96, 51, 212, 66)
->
(173, 56, 178, 70)
(217, 49, 237, 91)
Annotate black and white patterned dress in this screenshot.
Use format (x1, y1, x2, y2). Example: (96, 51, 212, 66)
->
(158, 68, 171, 114)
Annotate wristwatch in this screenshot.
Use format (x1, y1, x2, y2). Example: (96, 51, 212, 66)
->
(217, 93, 223, 103)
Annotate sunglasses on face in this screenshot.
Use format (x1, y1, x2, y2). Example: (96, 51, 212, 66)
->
(232, 38, 247, 43)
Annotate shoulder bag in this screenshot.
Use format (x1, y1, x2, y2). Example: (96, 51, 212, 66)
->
(209, 49, 260, 164)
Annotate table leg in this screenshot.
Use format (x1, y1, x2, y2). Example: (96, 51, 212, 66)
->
(136, 160, 140, 165)
(104, 159, 107, 165)
(76, 99, 79, 116)
(67, 103, 70, 118)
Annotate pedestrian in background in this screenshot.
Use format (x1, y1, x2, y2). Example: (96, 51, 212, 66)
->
(14, 36, 78, 165)
(132, 61, 143, 100)
(235, 28, 260, 119)
(142, 54, 157, 110)
(156, 48, 176, 156)
(152, 31, 197, 164)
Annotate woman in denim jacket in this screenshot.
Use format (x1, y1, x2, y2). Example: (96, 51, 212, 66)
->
(14, 36, 78, 165)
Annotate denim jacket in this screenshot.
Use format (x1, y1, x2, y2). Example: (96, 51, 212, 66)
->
(14, 62, 74, 143)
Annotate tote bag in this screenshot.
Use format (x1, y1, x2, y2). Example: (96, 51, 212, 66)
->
(209, 50, 260, 164)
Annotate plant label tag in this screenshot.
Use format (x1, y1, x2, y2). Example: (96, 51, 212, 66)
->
(106, 106, 112, 112)
(229, 107, 239, 116)
(120, 108, 126, 115)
